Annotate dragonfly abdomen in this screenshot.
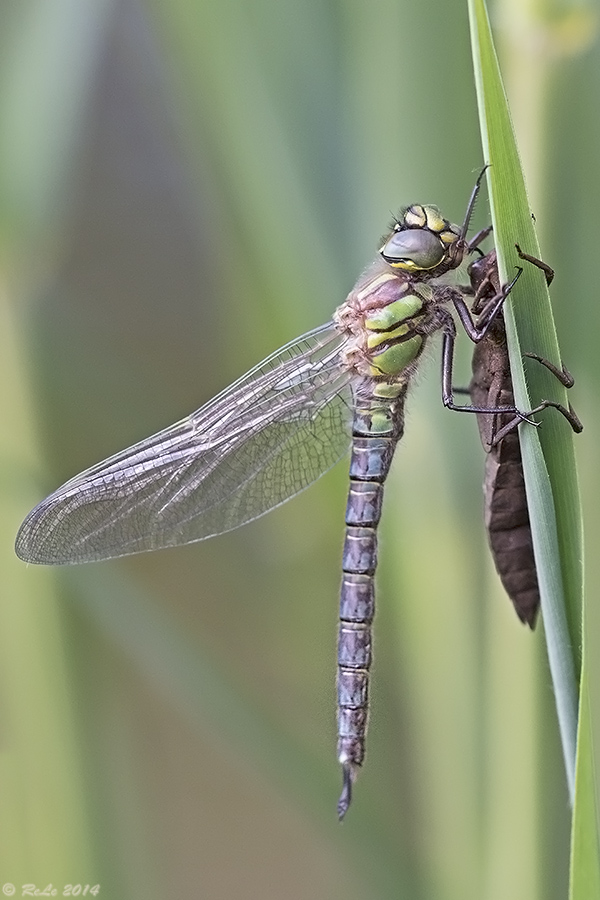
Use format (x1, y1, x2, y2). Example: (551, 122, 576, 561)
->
(337, 380, 406, 818)
(483, 423, 540, 626)
(467, 248, 581, 628)
(467, 259, 542, 629)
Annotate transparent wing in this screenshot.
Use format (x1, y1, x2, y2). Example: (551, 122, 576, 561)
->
(16, 323, 353, 564)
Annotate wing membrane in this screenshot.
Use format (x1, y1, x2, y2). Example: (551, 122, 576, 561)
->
(16, 323, 353, 564)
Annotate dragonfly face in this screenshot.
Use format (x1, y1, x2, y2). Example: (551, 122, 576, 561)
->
(16, 171, 491, 820)
(380, 204, 461, 273)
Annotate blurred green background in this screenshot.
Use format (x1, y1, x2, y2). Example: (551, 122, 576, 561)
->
(1, 0, 598, 897)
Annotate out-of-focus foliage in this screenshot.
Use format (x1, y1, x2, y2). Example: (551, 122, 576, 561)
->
(1, 0, 598, 897)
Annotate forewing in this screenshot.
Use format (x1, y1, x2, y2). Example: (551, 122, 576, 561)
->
(16, 323, 353, 564)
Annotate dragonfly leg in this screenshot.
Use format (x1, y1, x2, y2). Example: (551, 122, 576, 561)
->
(515, 243, 554, 286)
(458, 166, 489, 243)
(524, 352, 575, 388)
(441, 328, 540, 425)
(451, 268, 523, 342)
(535, 401, 583, 434)
(446, 168, 490, 269)
(487, 350, 583, 446)
(460, 244, 552, 336)
(467, 224, 493, 256)
(517, 353, 583, 434)
(490, 399, 582, 446)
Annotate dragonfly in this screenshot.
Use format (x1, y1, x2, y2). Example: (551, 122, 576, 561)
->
(463, 247, 582, 627)
(16, 170, 532, 819)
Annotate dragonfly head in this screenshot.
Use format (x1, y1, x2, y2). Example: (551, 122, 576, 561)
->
(380, 204, 461, 274)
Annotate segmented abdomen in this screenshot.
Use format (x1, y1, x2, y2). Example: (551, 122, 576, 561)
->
(337, 377, 407, 816)
(469, 294, 540, 628)
(482, 411, 539, 627)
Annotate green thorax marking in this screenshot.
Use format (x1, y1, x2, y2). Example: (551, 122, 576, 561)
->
(367, 333, 423, 377)
(364, 291, 426, 376)
(364, 293, 424, 331)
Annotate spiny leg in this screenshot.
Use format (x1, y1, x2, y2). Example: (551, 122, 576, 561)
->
(445, 252, 580, 429)
(488, 354, 583, 445)
(515, 243, 554, 286)
(450, 267, 523, 343)
(514, 248, 582, 432)
(467, 224, 493, 257)
(524, 353, 574, 388)
(520, 354, 583, 435)
(441, 322, 540, 425)
(458, 166, 489, 244)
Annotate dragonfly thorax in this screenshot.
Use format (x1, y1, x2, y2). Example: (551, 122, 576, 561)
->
(334, 262, 433, 378)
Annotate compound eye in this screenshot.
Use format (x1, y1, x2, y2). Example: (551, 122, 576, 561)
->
(381, 228, 446, 271)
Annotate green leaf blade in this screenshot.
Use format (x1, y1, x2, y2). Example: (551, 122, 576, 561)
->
(468, 1, 597, 895)
(468, 0, 583, 799)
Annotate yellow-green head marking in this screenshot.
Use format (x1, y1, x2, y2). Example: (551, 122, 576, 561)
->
(380, 205, 460, 274)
